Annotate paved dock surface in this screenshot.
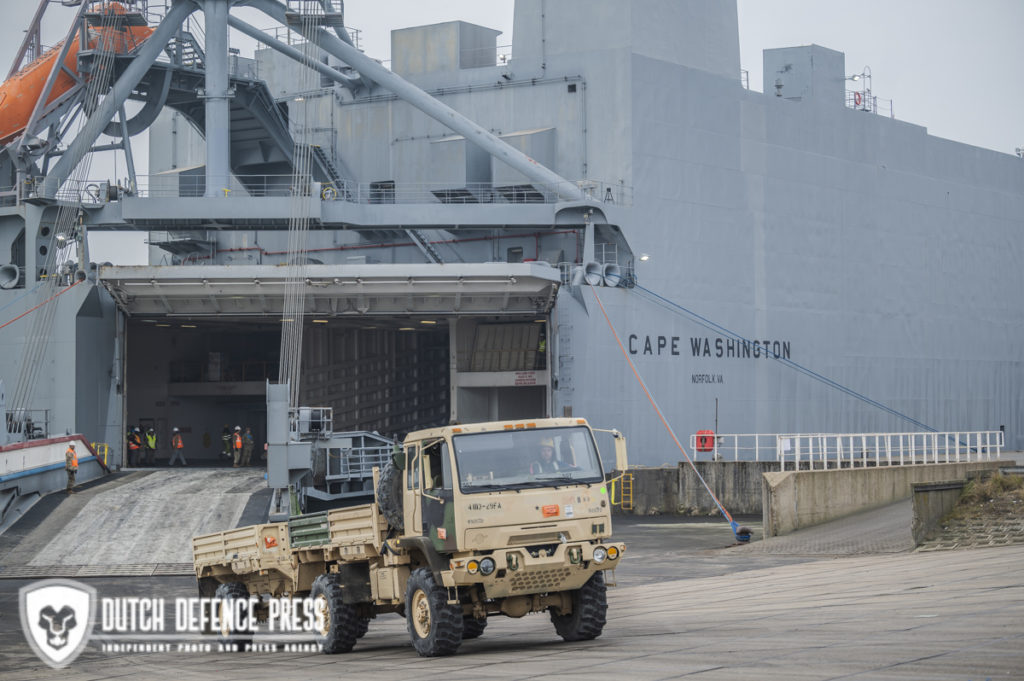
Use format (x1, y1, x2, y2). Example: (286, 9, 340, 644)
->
(0, 488, 1021, 680)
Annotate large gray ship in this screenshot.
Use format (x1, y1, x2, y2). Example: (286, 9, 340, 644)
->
(0, 0, 1020, 501)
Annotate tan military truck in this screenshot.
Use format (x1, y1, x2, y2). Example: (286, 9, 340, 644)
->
(192, 417, 627, 656)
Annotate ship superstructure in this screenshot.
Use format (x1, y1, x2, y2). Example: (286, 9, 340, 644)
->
(0, 0, 1020, 482)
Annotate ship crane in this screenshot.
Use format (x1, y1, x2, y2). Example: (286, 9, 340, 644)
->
(1, 1, 154, 197)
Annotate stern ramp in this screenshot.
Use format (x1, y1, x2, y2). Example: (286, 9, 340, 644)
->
(0, 468, 265, 578)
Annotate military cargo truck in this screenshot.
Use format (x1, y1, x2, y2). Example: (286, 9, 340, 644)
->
(192, 417, 627, 656)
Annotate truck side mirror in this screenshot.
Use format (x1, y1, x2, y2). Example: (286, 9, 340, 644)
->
(613, 430, 628, 472)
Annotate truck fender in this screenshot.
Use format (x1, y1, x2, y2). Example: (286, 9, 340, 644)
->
(397, 536, 449, 583)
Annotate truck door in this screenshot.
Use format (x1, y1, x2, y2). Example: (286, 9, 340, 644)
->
(421, 440, 456, 552)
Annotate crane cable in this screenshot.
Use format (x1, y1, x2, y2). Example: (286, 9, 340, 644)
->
(0, 280, 84, 332)
(278, 3, 320, 406)
(588, 284, 751, 542)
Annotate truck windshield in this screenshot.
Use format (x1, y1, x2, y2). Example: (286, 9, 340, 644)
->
(452, 426, 604, 493)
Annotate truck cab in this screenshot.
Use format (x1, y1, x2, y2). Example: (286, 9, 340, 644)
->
(382, 418, 625, 650)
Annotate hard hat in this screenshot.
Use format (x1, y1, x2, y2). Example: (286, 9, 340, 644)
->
(134, 427, 140, 432)
(68, 443, 75, 448)
(172, 427, 180, 432)
(539, 437, 555, 448)
(234, 426, 241, 431)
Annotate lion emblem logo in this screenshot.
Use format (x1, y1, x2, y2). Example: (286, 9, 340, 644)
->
(20, 579, 95, 668)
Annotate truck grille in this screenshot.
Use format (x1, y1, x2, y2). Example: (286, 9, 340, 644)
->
(508, 532, 563, 546)
(509, 567, 572, 592)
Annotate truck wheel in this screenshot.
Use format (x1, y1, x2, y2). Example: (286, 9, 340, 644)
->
(405, 567, 463, 656)
(311, 574, 362, 654)
(461, 616, 487, 640)
(550, 572, 608, 641)
(355, 617, 370, 639)
(376, 460, 404, 531)
(214, 582, 253, 648)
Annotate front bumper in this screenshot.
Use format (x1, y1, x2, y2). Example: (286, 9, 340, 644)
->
(444, 541, 625, 598)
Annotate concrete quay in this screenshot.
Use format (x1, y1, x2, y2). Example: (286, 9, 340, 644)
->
(1, 508, 1021, 680)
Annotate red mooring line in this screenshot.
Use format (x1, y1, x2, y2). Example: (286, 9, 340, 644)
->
(589, 284, 736, 525)
(0, 279, 84, 331)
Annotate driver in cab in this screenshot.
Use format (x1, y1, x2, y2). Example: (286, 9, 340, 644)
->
(529, 437, 560, 474)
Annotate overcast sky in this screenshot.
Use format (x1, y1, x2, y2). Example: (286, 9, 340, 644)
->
(1, 1, 1020, 263)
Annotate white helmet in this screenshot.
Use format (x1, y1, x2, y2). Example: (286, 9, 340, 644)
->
(172, 427, 180, 433)
(234, 425, 241, 431)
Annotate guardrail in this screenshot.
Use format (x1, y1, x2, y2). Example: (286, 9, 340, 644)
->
(123, 176, 633, 206)
(689, 430, 1004, 470)
(846, 90, 894, 118)
(19, 172, 634, 207)
(688, 433, 778, 461)
(778, 431, 1003, 470)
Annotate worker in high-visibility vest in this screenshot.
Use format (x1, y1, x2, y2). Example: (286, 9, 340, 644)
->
(144, 427, 157, 466)
(127, 427, 142, 467)
(65, 443, 79, 494)
(169, 427, 187, 466)
(221, 424, 232, 459)
(232, 426, 243, 467)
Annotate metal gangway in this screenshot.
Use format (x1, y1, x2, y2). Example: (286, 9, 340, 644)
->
(689, 430, 1004, 470)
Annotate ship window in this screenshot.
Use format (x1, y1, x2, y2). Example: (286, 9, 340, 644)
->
(507, 246, 523, 263)
(567, 83, 576, 93)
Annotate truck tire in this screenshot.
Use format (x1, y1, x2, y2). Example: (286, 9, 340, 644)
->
(311, 574, 362, 654)
(214, 582, 253, 648)
(376, 460, 404, 531)
(550, 572, 608, 642)
(461, 616, 487, 640)
(355, 617, 370, 639)
(405, 567, 463, 656)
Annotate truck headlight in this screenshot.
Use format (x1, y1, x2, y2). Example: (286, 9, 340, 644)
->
(592, 546, 608, 564)
(607, 546, 619, 560)
(467, 560, 480, 574)
(479, 557, 496, 576)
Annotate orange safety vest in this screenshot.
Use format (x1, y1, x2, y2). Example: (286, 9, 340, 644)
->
(233, 433, 242, 449)
(172, 434, 183, 449)
(66, 447, 78, 468)
(128, 433, 140, 449)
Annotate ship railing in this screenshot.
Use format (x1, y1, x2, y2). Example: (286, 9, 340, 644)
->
(326, 445, 390, 480)
(254, 24, 362, 50)
(777, 430, 1003, 471)
(845, 90, 895, 118)
(688, 433, 779, 462)
(690, 430, 1004, 469)
(130, 175, 634, 206)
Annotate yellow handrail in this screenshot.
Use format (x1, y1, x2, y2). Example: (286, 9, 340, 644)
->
(609, 472, 633, 511)
(91, 442, 110, 466)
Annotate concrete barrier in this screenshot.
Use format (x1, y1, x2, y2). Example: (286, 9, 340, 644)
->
(613, 462, 779, 516)
(762, 461, 1001, 537)
(911, 480, 966, 545)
